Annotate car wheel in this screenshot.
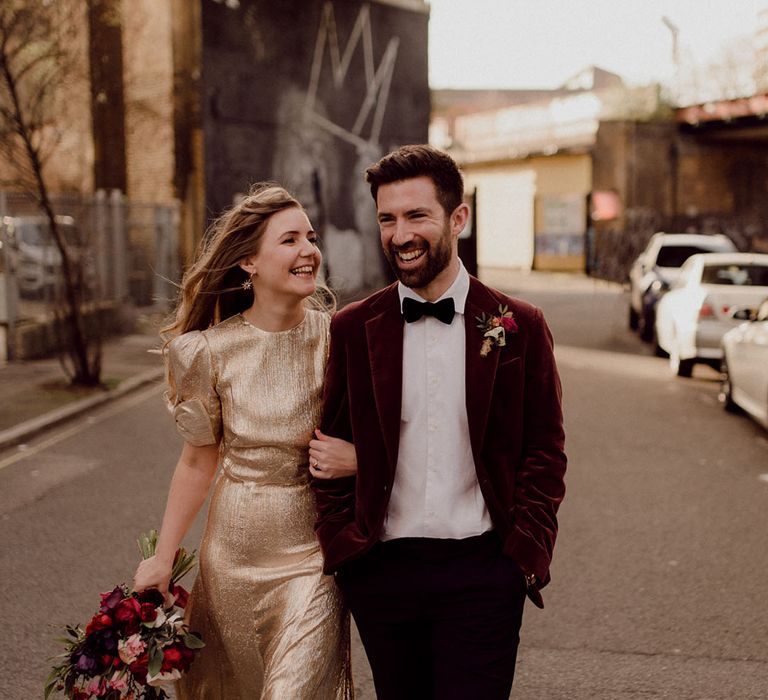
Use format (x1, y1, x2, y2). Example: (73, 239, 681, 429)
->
(639, 308, 655, 342)
(718, 358, 739, 413)
(669, 344, 694, 378)
(628, 305, 639, 331)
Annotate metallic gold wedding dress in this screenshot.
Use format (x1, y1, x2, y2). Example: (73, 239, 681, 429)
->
(165, 310, 352, 699)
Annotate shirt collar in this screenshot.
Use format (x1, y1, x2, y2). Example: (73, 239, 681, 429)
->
(397, 260, 469, 315)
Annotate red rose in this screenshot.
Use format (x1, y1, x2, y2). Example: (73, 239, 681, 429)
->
(170, 583, 190, 609)
(500, 316, 518, 332)
(136, 588, 165, 608)
(180, 645, 195, 670)
(161, 644, 184, 672)
(129, 651, 149, 684)
(139, 602, 158, 622)
(114, 597, 142, 633)
(85, 612, 113, 635)
(100, 654, 114, 667)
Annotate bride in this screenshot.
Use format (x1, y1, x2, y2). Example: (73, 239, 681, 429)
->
(133, 184, 355, 699)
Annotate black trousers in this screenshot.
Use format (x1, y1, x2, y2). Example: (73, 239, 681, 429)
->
(335, 532, 527, 700)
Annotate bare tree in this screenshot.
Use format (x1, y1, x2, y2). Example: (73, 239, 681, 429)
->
(676, 35, 757, 105)
(0, 0, 103, 385)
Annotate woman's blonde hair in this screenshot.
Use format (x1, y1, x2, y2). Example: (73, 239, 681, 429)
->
(162, 183, 333, 342)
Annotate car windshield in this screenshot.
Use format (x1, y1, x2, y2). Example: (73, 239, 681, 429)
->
(700, 264, 768, 286)
(656, 245, 725, 268)
(17, 221, 79, 247)
(18, 222, 46, 245)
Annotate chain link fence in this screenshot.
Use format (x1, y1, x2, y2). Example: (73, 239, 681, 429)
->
(0, 190, 180, 361)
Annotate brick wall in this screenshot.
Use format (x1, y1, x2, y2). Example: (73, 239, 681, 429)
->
(122, 0, 176, 205)
(592, 120, 768, 281)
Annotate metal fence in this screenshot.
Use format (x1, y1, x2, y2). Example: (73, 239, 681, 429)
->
(0, 190, 180, 360)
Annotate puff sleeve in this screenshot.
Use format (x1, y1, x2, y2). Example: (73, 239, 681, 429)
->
(165, 331, 222, 446)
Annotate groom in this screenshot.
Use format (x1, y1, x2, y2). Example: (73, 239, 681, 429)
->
(311, 145, 566, 699)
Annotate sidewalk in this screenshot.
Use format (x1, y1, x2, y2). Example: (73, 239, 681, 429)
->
(0, 314, 166, 450)
(0, 271, 621, 451)
(485, 268, 622, 295)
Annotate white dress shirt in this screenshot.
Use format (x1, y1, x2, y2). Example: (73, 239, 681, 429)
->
(382, 262, 493, 540)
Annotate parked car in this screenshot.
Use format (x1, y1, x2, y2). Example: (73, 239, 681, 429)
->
(1, 215, 86, 298)
(720, 297, 768, 429)
(654, 253, 768, 376)
(628, 232, 736, 342)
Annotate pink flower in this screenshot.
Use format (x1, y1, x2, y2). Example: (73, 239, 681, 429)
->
(500, 315, 518, 332)
(109, 675, 129, 692)
(85, 677, 104, 695)
(118, 633, 147, 665)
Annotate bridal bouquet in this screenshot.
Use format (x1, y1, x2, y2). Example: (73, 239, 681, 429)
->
(45, 532, 204, 699)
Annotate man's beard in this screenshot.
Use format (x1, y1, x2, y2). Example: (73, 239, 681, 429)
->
(385, 222, 452, 289)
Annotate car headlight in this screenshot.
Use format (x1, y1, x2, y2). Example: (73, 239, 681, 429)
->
(649, 279, 670, 294)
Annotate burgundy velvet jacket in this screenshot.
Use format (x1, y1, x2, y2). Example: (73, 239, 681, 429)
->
(311, 277, 566, 607)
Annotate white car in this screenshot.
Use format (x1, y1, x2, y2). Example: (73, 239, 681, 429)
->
(628, 232, 736, 342)
(720, 297, 768, 429)
(654, 253, 768, 377)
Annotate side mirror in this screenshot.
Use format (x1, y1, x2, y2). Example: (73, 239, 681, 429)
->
(730, 307, 755, 321)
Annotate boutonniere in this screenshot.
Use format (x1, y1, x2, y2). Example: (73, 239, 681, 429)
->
(475, 305, 518, 357)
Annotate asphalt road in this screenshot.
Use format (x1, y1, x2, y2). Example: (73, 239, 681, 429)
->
(1, 277, 767, 699)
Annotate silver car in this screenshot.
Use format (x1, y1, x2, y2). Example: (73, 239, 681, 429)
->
(720, 297, 768, 429)
(654, 253, 768, 377)
(1, 215, 84, 298)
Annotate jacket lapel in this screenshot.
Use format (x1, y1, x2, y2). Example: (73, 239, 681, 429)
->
(465, 279, 501, 463)
(365, 288, 404, 475)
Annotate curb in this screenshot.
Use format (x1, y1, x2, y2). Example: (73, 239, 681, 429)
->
(0, 368, 165, 452)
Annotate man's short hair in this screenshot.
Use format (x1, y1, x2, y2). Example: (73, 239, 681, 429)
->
(365, 144, 464, 216)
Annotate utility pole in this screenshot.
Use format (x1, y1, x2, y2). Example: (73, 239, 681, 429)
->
(662, 16, 680, 103)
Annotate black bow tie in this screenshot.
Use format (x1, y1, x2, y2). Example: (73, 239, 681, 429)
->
(401, 296, 455, 324)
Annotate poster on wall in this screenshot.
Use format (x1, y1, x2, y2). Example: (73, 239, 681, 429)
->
(534, 194, 586, 269)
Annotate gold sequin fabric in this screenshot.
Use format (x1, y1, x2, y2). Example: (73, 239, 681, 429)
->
(166, 310, 353, 699)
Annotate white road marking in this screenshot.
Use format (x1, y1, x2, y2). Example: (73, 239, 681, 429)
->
(0, 384, 162, 473)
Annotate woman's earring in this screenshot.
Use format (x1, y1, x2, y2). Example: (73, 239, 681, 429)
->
(242, 276, 253, 290)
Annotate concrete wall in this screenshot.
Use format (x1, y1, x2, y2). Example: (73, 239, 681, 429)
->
(200, 0, 430, 293)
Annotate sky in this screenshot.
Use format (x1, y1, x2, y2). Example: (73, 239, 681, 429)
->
(428, 0, 766, 90)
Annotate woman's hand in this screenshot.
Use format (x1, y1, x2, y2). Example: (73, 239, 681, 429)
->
(133, 554, 173, 598)
(309, 429, 357, 480)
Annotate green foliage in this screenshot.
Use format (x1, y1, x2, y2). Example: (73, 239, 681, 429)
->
(136, 529, 198, 585)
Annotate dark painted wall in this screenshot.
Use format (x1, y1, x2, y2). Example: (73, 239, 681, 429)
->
(200, 0, 430, 291)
